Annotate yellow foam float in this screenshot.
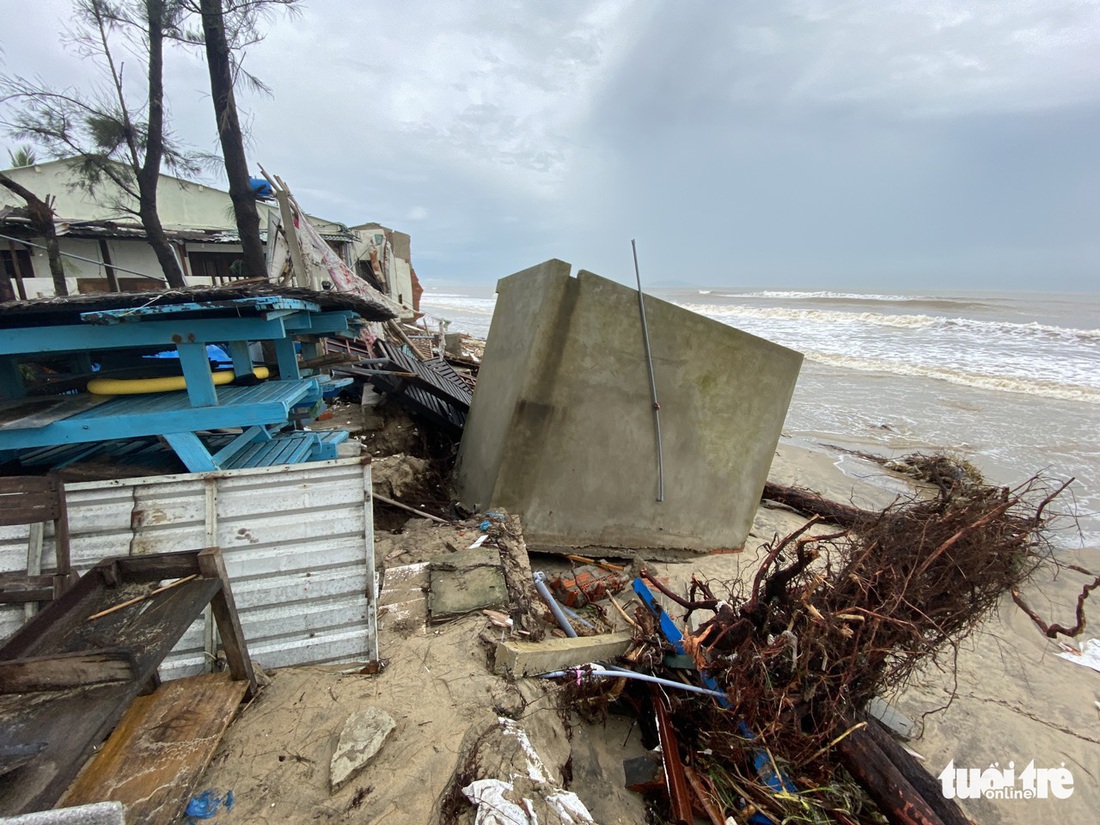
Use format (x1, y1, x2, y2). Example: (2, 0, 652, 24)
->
(87, 366, 270, 396)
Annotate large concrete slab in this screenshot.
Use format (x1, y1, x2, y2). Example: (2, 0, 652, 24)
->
(455, 261, 802, 555)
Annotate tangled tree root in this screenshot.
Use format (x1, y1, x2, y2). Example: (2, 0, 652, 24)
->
(580, 455, 1094, 823)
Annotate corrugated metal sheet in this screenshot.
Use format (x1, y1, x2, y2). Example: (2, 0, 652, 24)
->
(0, 458, 377, 677)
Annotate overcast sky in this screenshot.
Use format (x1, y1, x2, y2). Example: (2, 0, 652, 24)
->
(2, 1, 1098, 291)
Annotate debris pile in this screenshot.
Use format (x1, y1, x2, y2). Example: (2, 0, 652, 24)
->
(547, 460, 1088, 824)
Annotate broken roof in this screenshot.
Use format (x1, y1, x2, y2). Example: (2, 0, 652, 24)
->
(0, 283, 397, 327)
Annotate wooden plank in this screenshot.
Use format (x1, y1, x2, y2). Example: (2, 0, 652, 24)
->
(0, 395, 110, 431)
(0, 649, 136, 694)
(60, 673, 248, 823)
(197, 548, 257, 697)
(0, 576, 223, 813)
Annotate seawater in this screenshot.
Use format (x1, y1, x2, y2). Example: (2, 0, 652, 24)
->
(420, 285, 1100, 548)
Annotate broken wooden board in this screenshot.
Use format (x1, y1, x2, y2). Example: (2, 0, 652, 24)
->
(60, 673, 247, 823)
(0, 649, 136, 694)
(0, 549, 255, 816)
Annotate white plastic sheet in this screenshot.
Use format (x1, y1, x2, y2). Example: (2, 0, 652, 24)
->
(1058, 638, 1100, 673)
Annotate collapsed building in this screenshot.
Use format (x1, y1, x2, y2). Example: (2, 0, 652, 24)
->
(0, 159, 419, 317)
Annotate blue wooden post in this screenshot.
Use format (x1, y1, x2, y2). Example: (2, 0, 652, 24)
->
(177, 343, 218, 407)
(299, 339, 322, 371)
(228, 340, 253, 377)
(273, 337, 300, 380)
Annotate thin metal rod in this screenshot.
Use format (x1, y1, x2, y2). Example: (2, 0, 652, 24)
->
(631, 239, 664, 502)
(0, 232, 166, 281)
(371, 492, 450, 524)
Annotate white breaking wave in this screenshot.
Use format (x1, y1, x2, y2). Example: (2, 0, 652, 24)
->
(716, 289, 951, 302)
(679, 303, 940, 330)
(420, 295, 496, 312)
(801, 349, 1100, 404)
(758, 290, 929, 301)
(676, 302, 1100, 341)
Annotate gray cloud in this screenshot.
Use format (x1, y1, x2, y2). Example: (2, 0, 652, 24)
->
(2, 0, 1097, 290)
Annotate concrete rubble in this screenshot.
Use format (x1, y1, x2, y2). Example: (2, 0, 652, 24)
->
(329, 707, 397, 792)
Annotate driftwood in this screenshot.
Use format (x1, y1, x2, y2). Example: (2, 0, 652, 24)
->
(836, 715, 973, 825)
(761, 480, 870, 526)
(857, 715, 974, 825)
(1011, 564, 1100, 639)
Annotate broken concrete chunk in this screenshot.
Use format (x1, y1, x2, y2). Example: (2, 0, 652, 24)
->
(428, 547, 508, 621)
(495, 631, 634, 677)
(457, 719, 596, 824)
(329, 707, 396, 792)
(454, 260, 803, 557)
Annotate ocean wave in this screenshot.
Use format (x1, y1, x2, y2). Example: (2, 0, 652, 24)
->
(677, 302, 1100, 342)
(711, 290, 998, 312)
(802, 350, 1100, 404)
(759, 290, 932, 301)
(680, 303, 940, 330)
(419, 295, 496, 312)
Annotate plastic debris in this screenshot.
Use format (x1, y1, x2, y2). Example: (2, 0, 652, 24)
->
(460, 719, 596, 824)
(547, 565, 627, 608)
(185, 789, 234, 820)
(1058, 638, 1100, 673)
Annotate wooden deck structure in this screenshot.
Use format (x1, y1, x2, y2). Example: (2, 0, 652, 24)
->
(0, 294, 365, 472)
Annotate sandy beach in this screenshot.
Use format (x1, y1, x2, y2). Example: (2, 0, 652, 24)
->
(191, 437, 1099, 824)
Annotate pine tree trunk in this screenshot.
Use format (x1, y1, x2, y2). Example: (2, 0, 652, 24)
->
(137, 0, 186, 290)
(200, 0, 267, 280)
(43, 232, 67, 296)
(0, 172, 69, 296)
(138, 194, 185, 289)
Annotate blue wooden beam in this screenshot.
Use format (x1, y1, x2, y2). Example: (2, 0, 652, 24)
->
(283, 311, 360, 335)
(273, 337, 300, 380)
(0, 317, 291, 356)
(227, 341, 253, 376)
(163, 432, 219, 473)
(0, 357, 26, 400)
(0, 380, 318, 451)
(80, 296, 319, 324)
